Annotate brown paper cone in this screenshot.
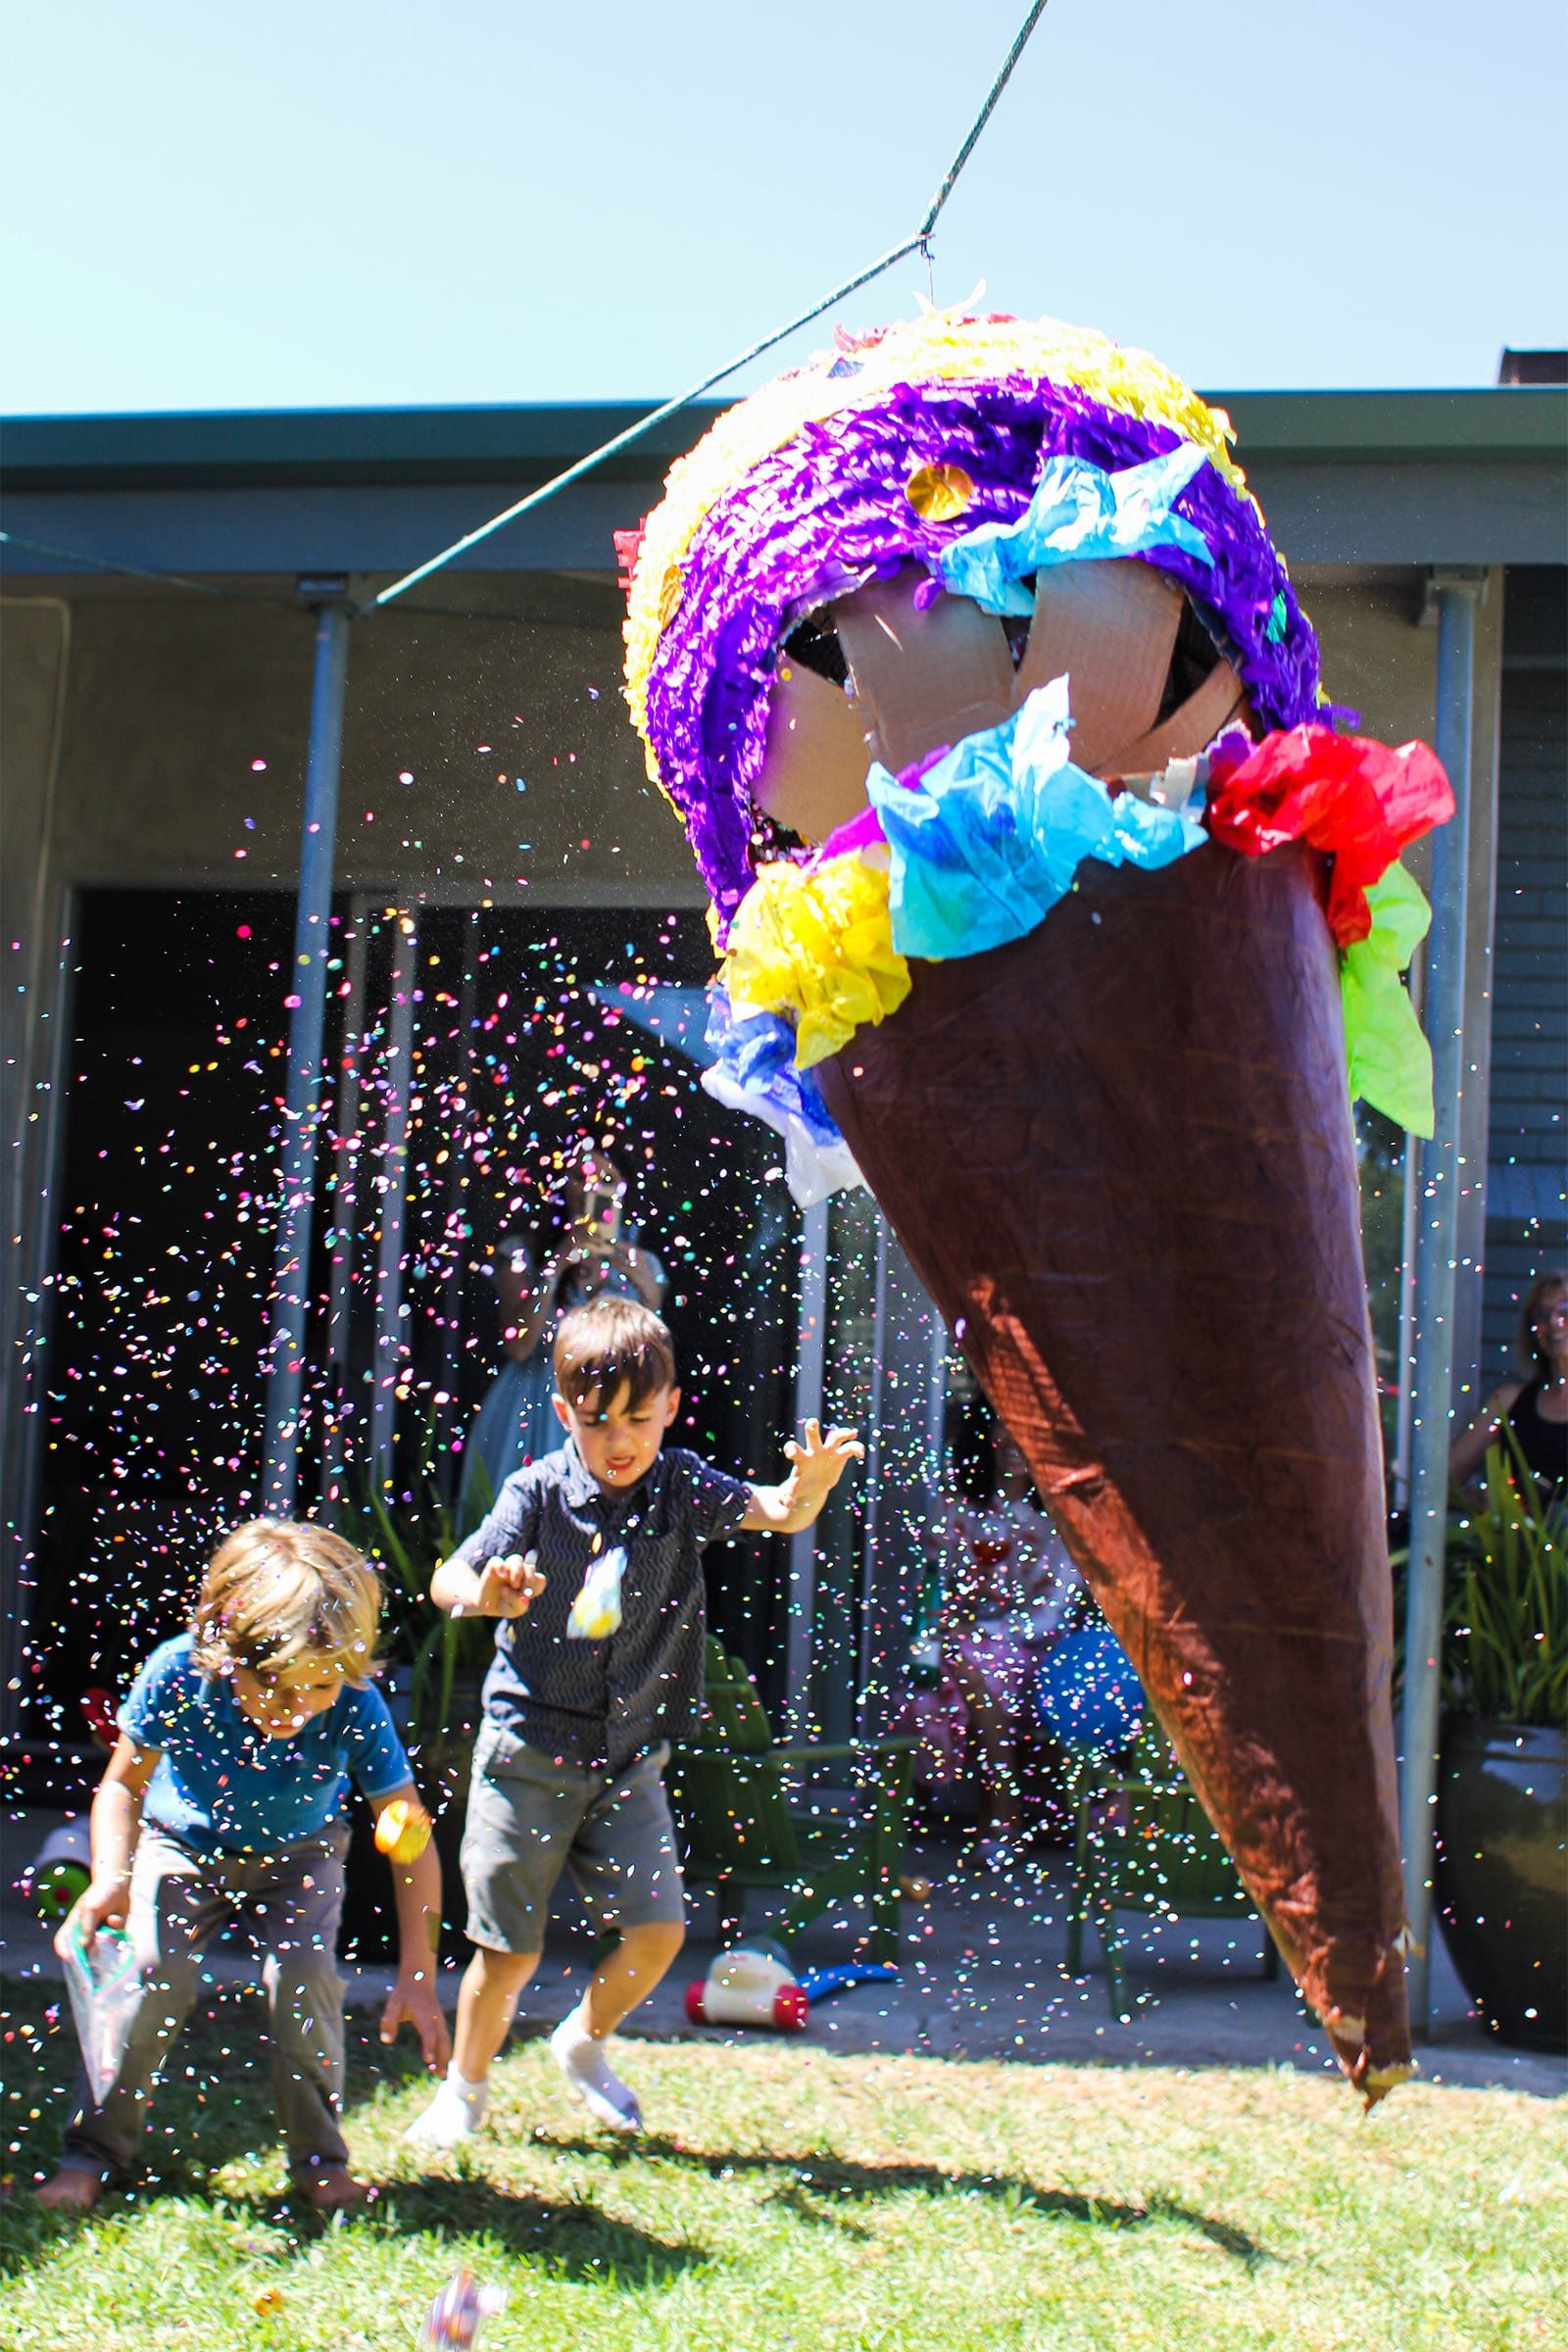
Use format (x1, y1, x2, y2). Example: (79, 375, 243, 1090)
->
(815, 839, 1411, 2098)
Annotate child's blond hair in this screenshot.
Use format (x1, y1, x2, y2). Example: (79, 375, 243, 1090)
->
(191, 1520, 381, 1687)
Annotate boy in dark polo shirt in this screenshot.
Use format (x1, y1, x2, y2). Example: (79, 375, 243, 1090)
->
(407, 1295, 861, 2146)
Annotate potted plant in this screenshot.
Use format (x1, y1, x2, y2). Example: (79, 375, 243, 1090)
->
(336, 1453, 497, 1960)
(1432, 1435, 1566, 2051)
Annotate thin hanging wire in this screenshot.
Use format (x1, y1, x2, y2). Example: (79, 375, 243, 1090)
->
(0, 4, 1050, 614)
(0, 527, 293, 605)
(366, 0, 1051, 614)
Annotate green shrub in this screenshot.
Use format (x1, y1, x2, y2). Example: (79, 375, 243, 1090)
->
(1441, 1432, 1567, 1727)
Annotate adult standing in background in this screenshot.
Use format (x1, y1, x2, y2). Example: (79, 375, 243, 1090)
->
(461, 1150, 665, 1515)
(1447, 1270, 1568, 1497)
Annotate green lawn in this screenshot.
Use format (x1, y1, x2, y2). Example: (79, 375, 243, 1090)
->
(1, 1976, 1563, 2352)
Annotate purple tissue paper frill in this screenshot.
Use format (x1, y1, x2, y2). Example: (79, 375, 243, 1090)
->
(642, 380, 1321, 931)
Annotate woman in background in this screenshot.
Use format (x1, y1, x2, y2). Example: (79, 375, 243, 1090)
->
(1447, 1269, 1568, 1498)
(461, 1150, 665, 1513)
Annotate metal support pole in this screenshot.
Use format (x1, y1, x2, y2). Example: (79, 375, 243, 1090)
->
(262, 599, 350, 1510)
(858, 1213, 892, 1710)
(785, 1199, 829, 1727)
(1392, 944, 1427, 1512)
(325, 897, 373, 1376)
(320, 894, 373, 1504)
(925, 1300, 950, 1498)
(1399, 575, 1481, 2032)
(368, 909, 418, 1483)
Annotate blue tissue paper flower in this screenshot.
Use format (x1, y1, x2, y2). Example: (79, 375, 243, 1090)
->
(866, 679, 1207, 962)
(938, 447, 1215, 617)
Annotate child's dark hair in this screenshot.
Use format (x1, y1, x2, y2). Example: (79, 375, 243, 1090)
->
(554, 1296, 676, 1413)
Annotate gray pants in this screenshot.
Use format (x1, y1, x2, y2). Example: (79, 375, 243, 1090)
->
(60, 1822, 351, 2187)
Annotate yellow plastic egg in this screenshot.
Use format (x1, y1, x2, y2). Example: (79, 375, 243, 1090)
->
(374, 1798, 432, 1864)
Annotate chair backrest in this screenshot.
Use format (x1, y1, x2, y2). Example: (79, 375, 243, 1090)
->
(669, 1640, 802, 1875)
(1111, 1782, 1251, 1907)
(1070, 1726, 1255, 1912)
(697, 1638, 774, 1754)
(672, 1747, 804, 1875)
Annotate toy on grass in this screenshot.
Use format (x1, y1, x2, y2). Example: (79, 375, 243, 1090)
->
(418, 2268, 507, 2350)
(22, 1821, 91, 1926)
(797, 1962, 900, 2005)
(686, 1941, 902, 2028)
(686, 1940, 808, 2030)
(374, 1796, 434, 1865)
(620, 307, 1456, 2102)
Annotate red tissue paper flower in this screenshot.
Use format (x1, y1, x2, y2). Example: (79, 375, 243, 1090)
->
(1205, 726, 1454, 945)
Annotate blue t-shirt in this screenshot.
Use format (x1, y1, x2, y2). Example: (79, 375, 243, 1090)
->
(121, 1634, 412, 1854)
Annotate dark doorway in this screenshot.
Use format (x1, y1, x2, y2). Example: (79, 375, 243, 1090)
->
(27, 889, 801, 1748)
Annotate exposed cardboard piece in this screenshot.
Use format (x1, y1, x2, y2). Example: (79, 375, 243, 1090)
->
(751, 556, 1250, 847)
(756, 653, 876, 844)
(834, 566, 1014, 775)
(1010, 560, 1183, 773)
(1106, 658, 1248, 778)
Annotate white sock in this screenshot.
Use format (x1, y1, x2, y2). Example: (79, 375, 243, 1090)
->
(404, 2066, 488, 2147)
(549, 2004, 642, 2134)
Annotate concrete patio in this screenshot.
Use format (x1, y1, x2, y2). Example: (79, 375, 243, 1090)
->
(6, 1810, 1560, 2103)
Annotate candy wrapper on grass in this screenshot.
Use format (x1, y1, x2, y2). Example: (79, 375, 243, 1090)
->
(419, 2269, 507, 2349)
(620, 308, 1459, 2102)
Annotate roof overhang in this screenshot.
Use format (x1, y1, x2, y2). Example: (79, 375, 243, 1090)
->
(3, 389, 1563, 578)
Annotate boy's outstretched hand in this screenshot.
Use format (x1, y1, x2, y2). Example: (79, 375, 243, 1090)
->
(785, 1419, 865, 1494)
(473, 1550, 546, 1620)
(743, 1419, 865, 1537)
(380, 1968, 452, 2073)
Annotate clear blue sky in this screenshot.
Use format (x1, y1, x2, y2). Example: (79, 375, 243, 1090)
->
(3, 0, 1564, 416)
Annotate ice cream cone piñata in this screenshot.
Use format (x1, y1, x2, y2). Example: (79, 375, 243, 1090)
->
(619, 312, 1454, 2100)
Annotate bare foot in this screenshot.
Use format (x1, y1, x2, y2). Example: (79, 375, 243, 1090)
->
(33, 2169, 106, 2215)
(294, 2166, 373, 2214)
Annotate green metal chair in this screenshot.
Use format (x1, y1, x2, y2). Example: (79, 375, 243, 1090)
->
(1064, 1726, 1281, 2014)
(666, 1638, 915, 1963)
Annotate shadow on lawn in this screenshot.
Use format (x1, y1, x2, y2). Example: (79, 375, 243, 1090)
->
(2, 2176, 707, 2296)
(244, 2174, 707, 2285)
(539, 2131, 1274, 2270)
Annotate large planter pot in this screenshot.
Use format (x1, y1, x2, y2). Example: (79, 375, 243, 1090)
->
(1435, 1717, 1567, 2052)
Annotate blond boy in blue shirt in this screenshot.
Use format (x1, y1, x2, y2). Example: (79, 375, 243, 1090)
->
(35, 1519, 449, 2214)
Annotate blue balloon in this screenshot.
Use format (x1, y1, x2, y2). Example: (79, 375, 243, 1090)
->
(1034, 1625, 1145, 1755)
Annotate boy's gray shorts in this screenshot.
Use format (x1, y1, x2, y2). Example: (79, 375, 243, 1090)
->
(461, 1717, 685, 1956)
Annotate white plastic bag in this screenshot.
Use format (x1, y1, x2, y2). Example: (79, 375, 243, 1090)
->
(62, 1919, 140, 2104)
(566, 1543, 627, 1641)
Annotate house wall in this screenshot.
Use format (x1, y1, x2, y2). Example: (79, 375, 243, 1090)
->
(1482, 566, 1568, 1382)
(1290, 569, 1506, 1416)
(0, 600, 74, 1690)
(23, 578, 701, 902)
(0, 552, 1537, 1711)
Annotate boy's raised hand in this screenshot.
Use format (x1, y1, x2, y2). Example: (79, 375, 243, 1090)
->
(474, 1550, 545, 1619)
(784, 1418, 865, 1499)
